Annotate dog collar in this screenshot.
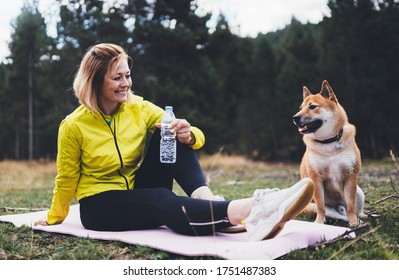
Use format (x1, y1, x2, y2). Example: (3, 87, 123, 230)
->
(314, 128, 344, 145)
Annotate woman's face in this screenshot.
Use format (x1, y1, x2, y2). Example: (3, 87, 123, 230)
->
(98, 59, 132, 115)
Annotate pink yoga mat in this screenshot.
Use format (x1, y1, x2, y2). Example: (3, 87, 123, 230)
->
(0, 204, 355, 259)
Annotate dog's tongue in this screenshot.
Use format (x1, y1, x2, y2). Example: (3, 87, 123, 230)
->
(299, 125, 308, 133)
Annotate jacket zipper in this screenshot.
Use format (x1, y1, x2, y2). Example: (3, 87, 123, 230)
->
(101, 114, 129, 190)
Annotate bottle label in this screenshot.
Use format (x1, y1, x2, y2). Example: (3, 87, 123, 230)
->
(160, 137, 176, 163)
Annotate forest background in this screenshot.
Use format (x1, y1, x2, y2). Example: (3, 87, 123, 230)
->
(0, 0, 398, 162)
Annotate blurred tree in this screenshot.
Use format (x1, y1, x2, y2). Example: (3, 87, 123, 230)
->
(376, 0, 399, 156)
(6, 0, 52, 160)
(248, 36, 277, 159)
(124, 0, 216, 152)
(0, 63, 11, 159)
(128, 0, 211, 105)
(204, 14, 245, 153)
(272, 18, 322, 160)
(320, 0, 399, 158)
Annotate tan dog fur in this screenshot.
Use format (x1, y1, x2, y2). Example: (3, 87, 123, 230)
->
(293, 80, 367, 226)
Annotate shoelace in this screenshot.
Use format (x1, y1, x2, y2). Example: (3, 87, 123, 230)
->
(253, 188, 279, 199)
(252, 188, 281, 219)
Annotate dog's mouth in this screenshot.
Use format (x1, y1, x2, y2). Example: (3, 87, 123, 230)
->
(297, 119, 323, 134)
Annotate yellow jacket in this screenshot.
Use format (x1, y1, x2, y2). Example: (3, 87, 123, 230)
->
(47, 95, 205, 225)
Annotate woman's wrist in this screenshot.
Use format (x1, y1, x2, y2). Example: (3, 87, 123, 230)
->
(189, 132, 196, 146)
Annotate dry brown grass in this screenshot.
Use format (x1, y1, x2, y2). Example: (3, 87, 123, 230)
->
(0, 160, 56, 190)
(199, 153, 290, 171)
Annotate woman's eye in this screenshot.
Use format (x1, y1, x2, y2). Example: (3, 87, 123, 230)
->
(309, 104, 317, 110)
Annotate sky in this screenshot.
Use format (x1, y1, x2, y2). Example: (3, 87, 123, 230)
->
(0, 0, 330, 61)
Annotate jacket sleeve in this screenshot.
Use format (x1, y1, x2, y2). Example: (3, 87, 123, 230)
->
(47, 119, 81, 225)
(188, 126, 205, 150)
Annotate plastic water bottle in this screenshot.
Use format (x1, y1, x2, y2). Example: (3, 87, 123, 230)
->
(160, 106, 176, 163)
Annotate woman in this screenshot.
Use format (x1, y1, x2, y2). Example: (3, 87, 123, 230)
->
(35, 43, 314, 241)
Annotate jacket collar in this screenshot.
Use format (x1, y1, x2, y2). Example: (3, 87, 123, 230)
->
(97, 103, 125, 117)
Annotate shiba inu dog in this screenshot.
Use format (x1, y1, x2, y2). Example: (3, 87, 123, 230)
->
(293, 80, 367, 226)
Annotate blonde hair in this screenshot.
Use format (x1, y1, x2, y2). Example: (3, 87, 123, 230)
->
(73, 43, 134, 113)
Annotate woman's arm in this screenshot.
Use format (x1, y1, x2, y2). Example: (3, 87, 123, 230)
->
(35, 118, 81, 226)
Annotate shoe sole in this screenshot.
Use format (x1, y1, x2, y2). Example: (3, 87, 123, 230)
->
(262, 181, 314, 240)
(221, 224, 246, 233)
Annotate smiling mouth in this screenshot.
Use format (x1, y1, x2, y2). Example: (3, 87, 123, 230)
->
(115, 90, 127, 94)
(297, 119, 323, 134)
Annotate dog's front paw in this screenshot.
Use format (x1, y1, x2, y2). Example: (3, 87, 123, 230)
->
(348, 214, 358, 227)
(314, 215, 326, 224)
(349, 220, 359, 228)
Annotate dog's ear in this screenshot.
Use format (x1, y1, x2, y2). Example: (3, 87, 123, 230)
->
(303, 86, 311, 100)
(320, 80, 338, 103)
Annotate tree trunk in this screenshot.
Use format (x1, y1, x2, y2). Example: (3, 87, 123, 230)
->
(28, 50, 33, 162)
(15, 121, 20, 160)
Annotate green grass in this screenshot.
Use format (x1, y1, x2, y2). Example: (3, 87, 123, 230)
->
(0, 157, 398, 260)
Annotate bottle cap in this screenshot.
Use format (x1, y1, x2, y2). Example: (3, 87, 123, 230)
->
(165, 106, 173, 110)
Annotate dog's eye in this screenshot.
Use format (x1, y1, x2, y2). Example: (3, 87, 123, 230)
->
(299, 106, 302, 110)
(309, 104, 317, 110)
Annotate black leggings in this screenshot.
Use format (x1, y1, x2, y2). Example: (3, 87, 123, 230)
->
(79, 130, 233, 236)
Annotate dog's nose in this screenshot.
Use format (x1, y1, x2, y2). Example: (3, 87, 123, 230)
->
(293, 115, 301, 125)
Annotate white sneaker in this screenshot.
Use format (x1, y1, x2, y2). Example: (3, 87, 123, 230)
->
(213, 194, 225, 201)
(244, 178, 314, 241)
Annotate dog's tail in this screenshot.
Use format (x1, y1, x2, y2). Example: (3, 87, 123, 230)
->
(305, 185, 368, 221)
(305, 203, 348, 221)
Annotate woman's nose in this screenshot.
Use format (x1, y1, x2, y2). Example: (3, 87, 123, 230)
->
(120, 77, 130, 87)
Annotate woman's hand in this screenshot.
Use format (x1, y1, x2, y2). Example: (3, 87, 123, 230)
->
(33, 220, 48, 226)
(171, 119, 194, 145)
(156, 119, 195, 145)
